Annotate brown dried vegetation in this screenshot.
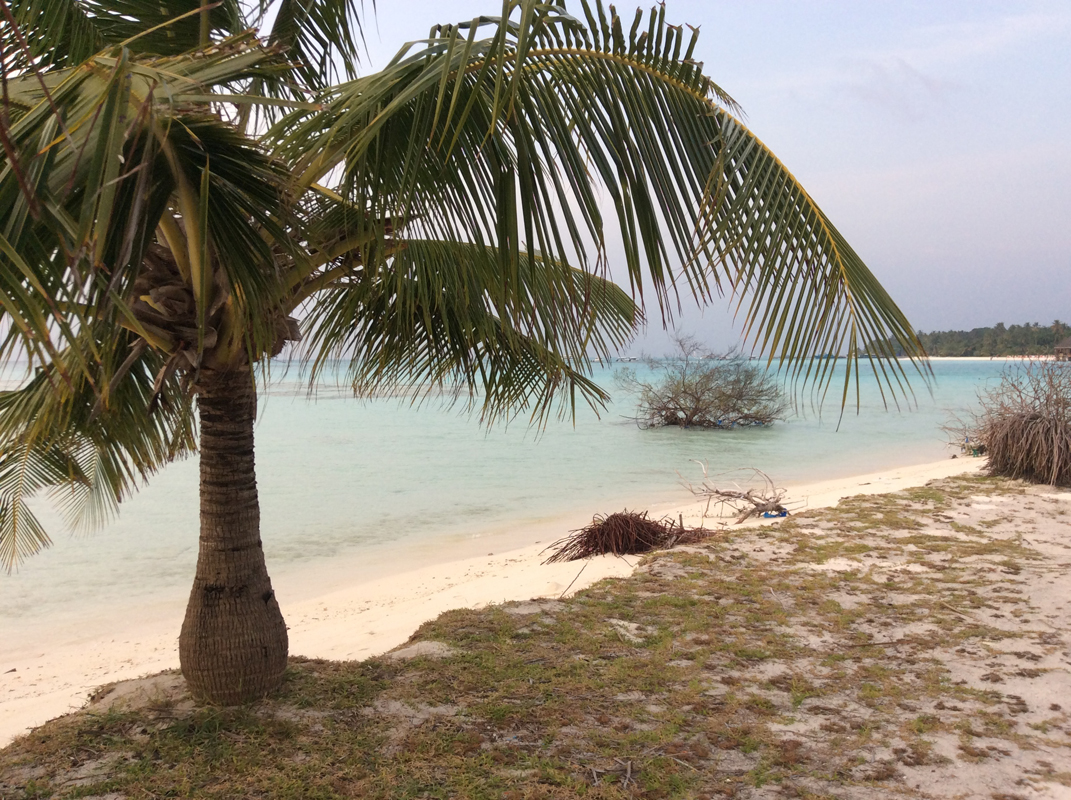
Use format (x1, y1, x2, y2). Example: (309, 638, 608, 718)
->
(542, 510, 716, 563)
(952, 360, 1071, 485)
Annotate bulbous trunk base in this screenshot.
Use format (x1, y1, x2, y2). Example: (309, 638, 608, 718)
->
(180, 367, 288, 704)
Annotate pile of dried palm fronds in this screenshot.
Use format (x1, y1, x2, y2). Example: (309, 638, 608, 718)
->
(542, 510, 714, 563)
(951, 360, 1071, 486)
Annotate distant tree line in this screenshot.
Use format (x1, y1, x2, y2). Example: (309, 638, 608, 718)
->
(868, 321, 1071, 357)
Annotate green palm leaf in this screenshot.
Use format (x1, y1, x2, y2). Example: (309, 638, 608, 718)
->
(6, 0, 247, 69)
(1, 38, 296, 375)
(275, 0, 925, 411)
(0, 435, 82, 568)
(298, 238, 638, 423)
(0, 331, 196, 569)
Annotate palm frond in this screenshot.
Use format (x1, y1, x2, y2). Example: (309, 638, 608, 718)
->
(1, 37, 296, 378)
(0, 436, 79, 569)
(0, 330, 197, 569)
(298, 239, 638, 423)
(264, 0, 364, 87)
(274, 0, 925, 409)
(236, 0, 367, 131)
(6, 0, 248, 70)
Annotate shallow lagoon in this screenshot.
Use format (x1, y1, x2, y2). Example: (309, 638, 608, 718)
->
(0, 358, 1006, 629)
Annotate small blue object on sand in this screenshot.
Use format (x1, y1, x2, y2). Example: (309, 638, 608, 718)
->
(762, 510, 789, 518)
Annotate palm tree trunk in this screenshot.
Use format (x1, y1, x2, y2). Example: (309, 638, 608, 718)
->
(179, 366, 288, 704)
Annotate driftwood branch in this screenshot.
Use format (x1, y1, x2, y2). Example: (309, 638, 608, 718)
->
(681, 463, 790, 525)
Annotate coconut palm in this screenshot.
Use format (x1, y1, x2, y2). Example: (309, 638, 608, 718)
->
(0, 0, 925, 703)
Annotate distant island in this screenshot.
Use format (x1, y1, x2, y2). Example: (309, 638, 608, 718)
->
(869, 321, 1070, 357)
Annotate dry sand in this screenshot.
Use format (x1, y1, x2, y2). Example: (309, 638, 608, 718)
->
(0, 457, 983, 746)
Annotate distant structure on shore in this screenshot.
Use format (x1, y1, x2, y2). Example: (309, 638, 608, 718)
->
(1056, 337, 1071, 362)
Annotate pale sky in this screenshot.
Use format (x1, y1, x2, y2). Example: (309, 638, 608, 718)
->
(356, 1, 1071, 351)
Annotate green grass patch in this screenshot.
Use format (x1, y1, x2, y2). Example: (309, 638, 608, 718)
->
(3, 475, 1067, 799)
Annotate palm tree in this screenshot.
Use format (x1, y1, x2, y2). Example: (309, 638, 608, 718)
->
(0, 0, 925, 704)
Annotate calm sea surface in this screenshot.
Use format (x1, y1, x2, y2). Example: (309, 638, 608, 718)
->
(0, 358, 1009, 629)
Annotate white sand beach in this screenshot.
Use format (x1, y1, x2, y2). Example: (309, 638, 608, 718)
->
(0, 456, 983, 746)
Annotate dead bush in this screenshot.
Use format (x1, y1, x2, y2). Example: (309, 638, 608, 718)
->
(951, 360, 1071, 485)
(616, 334, 787, 430)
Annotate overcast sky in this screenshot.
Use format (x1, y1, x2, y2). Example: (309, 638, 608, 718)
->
(356, 1, 1071, 353)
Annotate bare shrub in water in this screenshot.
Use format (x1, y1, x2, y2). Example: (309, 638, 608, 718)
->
(955, 360, 1071, 486)
(616, 335, 787, 430)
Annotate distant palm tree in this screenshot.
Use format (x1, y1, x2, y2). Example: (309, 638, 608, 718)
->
(0, 0, 924, 703)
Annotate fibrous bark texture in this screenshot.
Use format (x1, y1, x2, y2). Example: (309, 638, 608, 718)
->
(180, 367, 288, 704)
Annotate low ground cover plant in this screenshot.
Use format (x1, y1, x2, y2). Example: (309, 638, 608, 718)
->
(4, 474, 1068, 798)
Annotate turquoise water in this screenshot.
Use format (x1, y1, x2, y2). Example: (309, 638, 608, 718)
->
(0, 358, 1006, 627)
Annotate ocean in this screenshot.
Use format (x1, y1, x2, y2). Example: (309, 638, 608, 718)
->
(0, 357, 1009, 636)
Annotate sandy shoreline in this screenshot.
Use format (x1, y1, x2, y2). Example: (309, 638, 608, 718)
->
(923, 356, 1031, 361)
(0, 456, 983, 746)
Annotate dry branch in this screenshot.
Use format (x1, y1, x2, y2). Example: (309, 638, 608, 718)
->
(682, 464, 791, 524)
